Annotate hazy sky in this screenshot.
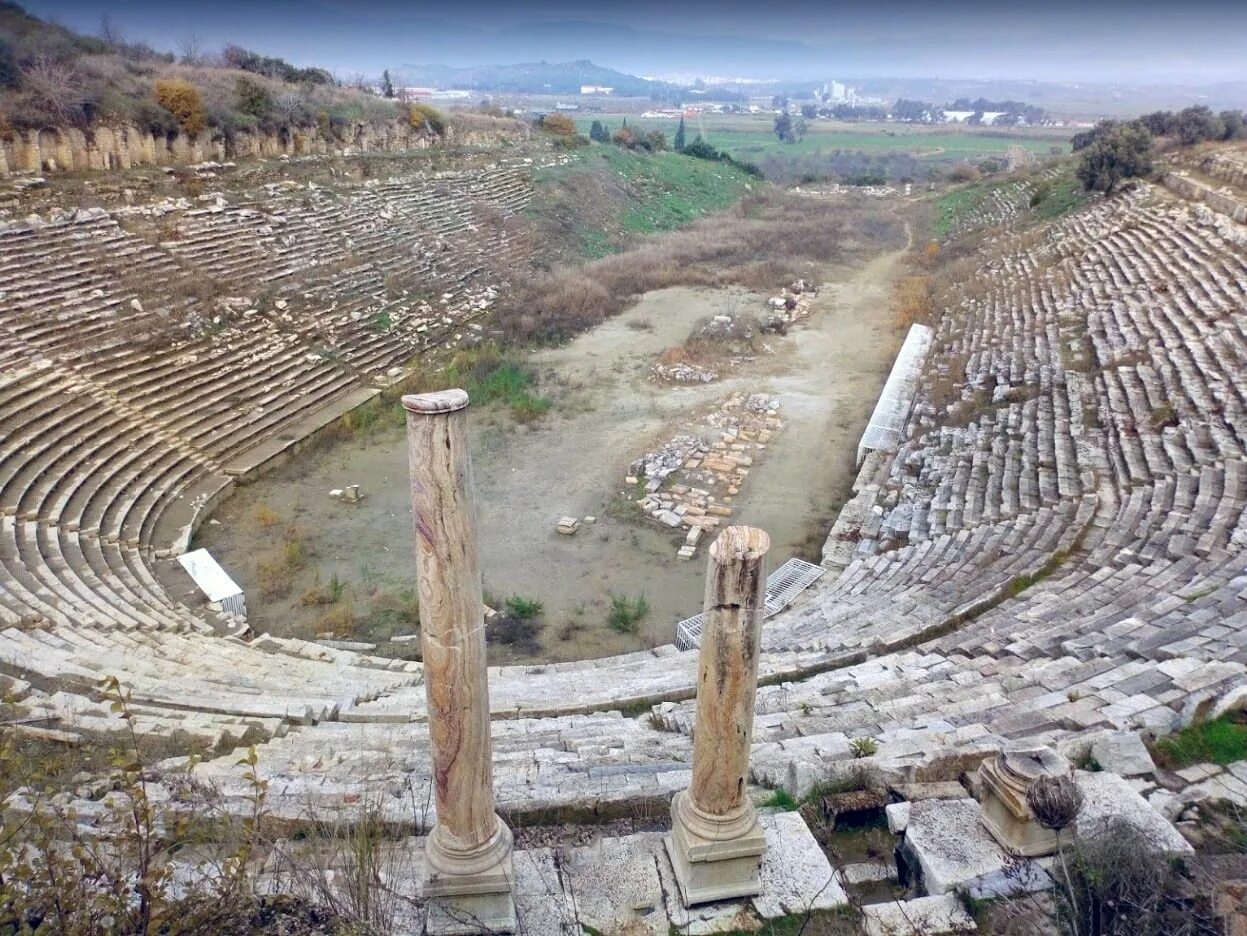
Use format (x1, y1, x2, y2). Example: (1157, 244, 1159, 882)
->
(25, 0, 1247, 84)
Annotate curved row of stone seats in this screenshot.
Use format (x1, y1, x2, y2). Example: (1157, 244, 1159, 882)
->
(0, 164, 536, 662)
(872, 185, 1246, 555)
(932, 477, 1247, 665)
(338, 500, 1093, 727)
(0, 625, 421, 734)
(0, 218, 188, 362)
(655, 647, 1246, 775)
(14, 686, 289, 750)
(71, 636, 1245, 827)
(0, 365, 218, 550)
(0, 518, 199, 633)
(777, 497, 1093, 652)
(149, 709, 692, 826)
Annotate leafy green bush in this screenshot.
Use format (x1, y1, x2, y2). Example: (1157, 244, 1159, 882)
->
(504, 595, 543, 620)
(235, 75, 272, 121)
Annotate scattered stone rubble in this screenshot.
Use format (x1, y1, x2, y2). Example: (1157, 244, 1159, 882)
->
(627, 394, 782, 558)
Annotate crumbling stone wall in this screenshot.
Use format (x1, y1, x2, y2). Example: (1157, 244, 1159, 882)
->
(0, 120, 521, 177)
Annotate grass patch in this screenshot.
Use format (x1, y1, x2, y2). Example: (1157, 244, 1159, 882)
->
(764, 788, 800, 811)
(933, 180, 996, 238)
(1151, 713, 1247, 769)
(1030, 172, 1089, 219)
(607, 592, 650, 634)
(443, 346, 551, 424)
(358, 588, 420, 643)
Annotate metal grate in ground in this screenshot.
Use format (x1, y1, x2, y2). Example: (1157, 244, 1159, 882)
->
(674, 557, 825, 651)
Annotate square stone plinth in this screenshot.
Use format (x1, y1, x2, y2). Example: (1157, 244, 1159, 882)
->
(424, 853, 517, 935)
(665, 810, 768, 905)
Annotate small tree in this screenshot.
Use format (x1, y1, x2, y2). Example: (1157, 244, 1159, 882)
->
(673, 115, 686, 151)
(235, 76, 273, 120)
(612, 125, 635, 148)
(644, 130, 667, 152)
(154, 78, 206, 136)
(1077, 122, 1153, 195)
(381, 69, 395, 98)
(1174, 105, 1224, 145)
(774, 111, 793, 142)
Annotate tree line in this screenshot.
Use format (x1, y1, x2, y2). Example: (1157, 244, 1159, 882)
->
(1072, 105, 1247, 195)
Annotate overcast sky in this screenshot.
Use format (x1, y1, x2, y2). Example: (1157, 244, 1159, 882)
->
(25, 0, 1247, 84)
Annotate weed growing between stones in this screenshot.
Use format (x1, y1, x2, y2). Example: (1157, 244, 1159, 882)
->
(607, 592, 650, 634)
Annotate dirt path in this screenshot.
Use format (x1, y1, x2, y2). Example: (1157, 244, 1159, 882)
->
(195, 221, 913, 662)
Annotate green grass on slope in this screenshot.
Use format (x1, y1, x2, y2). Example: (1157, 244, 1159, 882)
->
(531, 145, 757, 257)
(1029, 172, 1090, 220)
(1152, 713, 1247, 769)
(932, 179, 998, 238)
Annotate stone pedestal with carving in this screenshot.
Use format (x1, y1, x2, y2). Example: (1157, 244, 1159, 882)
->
(404, 389, 515, 934)
(666, 526, 770, 905)
(978, 747, 1071, 857)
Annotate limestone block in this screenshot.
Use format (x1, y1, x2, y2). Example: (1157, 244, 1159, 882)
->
(1075, 771, 1194, 853)
(752, 811, 848, 917)
(862, 894, 978, 936)
(886, 801, 911, 834)
(903, 798, 1049, 899)
(1090, 732, 1156, 777)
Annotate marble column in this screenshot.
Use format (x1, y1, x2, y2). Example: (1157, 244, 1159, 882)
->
(403, 389, 516, 934)
(666, 525, 771, 906)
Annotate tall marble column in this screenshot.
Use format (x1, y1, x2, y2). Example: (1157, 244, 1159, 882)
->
(666, 525, 771, 905)
(403, 389, 515, 934)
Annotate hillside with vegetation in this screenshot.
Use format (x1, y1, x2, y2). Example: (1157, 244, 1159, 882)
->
(0, 2, 440, 143)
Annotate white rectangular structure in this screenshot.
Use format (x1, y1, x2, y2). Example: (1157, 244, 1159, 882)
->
(675, 558, 825, 651)
(856, 323, 933, 467)
(177, 548, 246, 618)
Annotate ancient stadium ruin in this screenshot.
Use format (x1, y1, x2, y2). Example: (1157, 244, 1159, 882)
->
(2, 127, 1247, 932)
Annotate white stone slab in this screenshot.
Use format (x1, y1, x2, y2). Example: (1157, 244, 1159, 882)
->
(753, 810, 849, 917)
(1075, 771, 1194, 854)
(1090, 732, 1156, 777)
(561, 833, 667, 936)
(903, 798, 1049, 899)
(862, 894, 977, 936)
(886, 801, 911, 834)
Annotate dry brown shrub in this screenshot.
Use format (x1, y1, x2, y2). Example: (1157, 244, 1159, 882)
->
(493, 190, 900, 344)
(896, 275, 934, 329)
(154, 78, 206, 137)
(541, 113, 577, 137)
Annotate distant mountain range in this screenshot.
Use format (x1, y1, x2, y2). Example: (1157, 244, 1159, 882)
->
(399, 60, 666, 97)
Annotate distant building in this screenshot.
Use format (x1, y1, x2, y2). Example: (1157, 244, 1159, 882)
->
(554, 102, 581, 111)
(943, 110, 1009, 126)
(580, 85, 614, 95)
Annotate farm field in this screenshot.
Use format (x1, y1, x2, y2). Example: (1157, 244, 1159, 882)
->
(575, 112, 1073, 162)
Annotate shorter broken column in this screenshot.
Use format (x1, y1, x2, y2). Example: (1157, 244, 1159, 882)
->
(978, 746, 1072, 857)
(667, 525, 770, 905)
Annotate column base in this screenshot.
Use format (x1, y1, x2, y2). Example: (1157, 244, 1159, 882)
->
(425, 889, 517, 935)
(424, 821, 517, 934)
(665, 791, 768, 906)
